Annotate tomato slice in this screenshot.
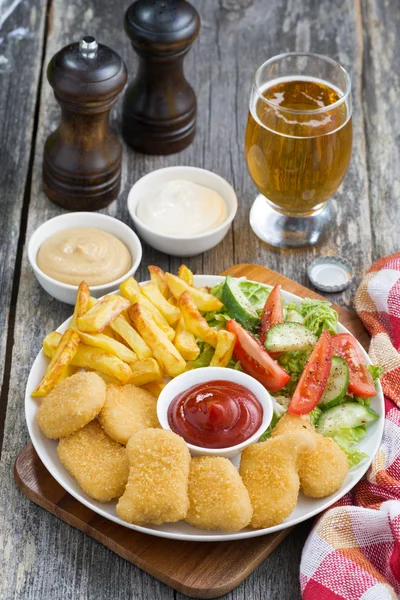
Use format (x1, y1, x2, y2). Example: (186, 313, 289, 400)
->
(288, 329, 332, 415)
(332, 333, 376, 397)
(226, 319, 290, 392)
(259, 284, 284, 346)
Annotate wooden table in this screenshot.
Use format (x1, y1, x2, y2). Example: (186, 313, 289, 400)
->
(0, 0, 398, 598)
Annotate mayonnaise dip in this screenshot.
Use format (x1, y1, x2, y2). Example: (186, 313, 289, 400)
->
(37, 228, 132, 286)
(136, 180, 228, 236)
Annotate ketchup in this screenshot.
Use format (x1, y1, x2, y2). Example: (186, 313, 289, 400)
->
(167, 380, 263, 449)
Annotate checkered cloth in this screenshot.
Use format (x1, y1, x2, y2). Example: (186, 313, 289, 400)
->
(300, 252, 400, 600)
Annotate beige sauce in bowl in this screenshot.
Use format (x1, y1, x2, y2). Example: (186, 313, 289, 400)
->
(37, 228, 132, 286)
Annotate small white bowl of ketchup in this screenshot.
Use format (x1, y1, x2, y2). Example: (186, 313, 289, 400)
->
(157, 367, 273, 458)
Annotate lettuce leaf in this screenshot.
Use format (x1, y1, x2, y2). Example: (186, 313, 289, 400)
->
(298, 299, 338, 336)
(203, 310, 230, 330)
(238, 279, 270, 313)
(310, 406, 322, 426)
(191, 342, 214, 369)
(333, 426, 368, 467)
(275, 350, 311, 397)
(368, 364, 383, 382)
(211, 281, 224, 302)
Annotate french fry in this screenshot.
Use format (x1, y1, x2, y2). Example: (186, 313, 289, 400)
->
(70, 282, 90, 329)
(129, 358, 163, 385)
(209, 330, 236, 367)
(43, 331, 132, 384)
(141, 380, 166, 398)
(165, 273, 223, 312)
(88, 296, 98, 308)
(128, 304, 186, 377)
(120, 276, 175, 340)
(178, 292, 218, 347)
(148, 265, 169, 297)
(32, 329, 80, 397)
(76, 294, 130, 333)
(178, 264, 194, 285)
(78, 331, 138, 364)
(120, 276, 140, 304)
(110, 315, 152, 360)
(174, 317, 200, 361)
(141, 283, 181, 326)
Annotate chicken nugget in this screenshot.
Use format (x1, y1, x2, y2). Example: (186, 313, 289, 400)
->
(117, 429, 190, 525)
(271, 412, 313, 437)
(37, 371, 106, 439)
(272, 412, 349, 498)
(299, 435, 348, 498)
(186, 457, 252, 531)
(57, 421, 129, 502)
(98, 384, 160, 445)
(240, 430, 316, 528)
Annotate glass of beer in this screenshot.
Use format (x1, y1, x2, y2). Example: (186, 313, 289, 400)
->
(245, 52, 352, 248)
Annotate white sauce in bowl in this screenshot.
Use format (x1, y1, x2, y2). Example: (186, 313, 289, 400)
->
(136, 180, 228, 236)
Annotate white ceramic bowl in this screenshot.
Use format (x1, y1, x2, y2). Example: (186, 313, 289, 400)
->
(157, 366, 273, 458)
(127, 166, 238, 256)
(28, 212, 142, 305)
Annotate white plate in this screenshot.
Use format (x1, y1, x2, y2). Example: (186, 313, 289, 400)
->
(25, 275, 384, 542)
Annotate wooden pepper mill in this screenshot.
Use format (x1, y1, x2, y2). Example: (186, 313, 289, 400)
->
(43, 36, 127, 210)
(122, 0, 200, 155)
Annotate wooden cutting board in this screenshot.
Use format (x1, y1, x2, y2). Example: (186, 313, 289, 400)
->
(14, 264, 369, 599)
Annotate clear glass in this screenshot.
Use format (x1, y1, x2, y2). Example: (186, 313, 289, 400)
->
(245, 52, 352, 248)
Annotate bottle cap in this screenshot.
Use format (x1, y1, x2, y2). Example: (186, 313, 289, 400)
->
(307, 256, 353, 293)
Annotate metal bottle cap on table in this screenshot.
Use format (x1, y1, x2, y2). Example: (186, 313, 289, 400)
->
(307, 256, 354, 293)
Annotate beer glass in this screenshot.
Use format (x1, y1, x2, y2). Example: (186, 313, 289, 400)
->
(245, 52, 352, 248)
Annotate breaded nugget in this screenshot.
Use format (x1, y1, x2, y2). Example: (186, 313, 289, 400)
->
(272, 412, 349, 498)
(117, 429, 190, 525)
(271, 412, 314, 437)
(298, 436, 349, 498)
(98, 384, 160, 445)
(186, 457, 252, 531)
(57, 421, 129, 502)
(37, 371, 106, 439)
(240, 430, 316, 528)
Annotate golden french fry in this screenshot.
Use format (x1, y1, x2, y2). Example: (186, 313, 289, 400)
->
(120, 276, 140, 304)
(128, 304, 186, 378)
(78, 331, 138, 364)
(210, 329, 236, 367)
(141, 283, 181, 326)
(178, 292, 218, 347)
(43, 332, 132, 384)
(141, 380, 166, 398)
(148, 265, 169, 297)
(165, 273, 223, 312)
(129, 358, 163, 386)
(92, 371, 122, 386)
(88, 296, 98, 308)
(76, 294, 130, 333)
(70, 282, 91, 329)
(120, 276, 175, 340)
(110, 315, 152, 360)
(32, 329, 80, 397)
(178, 264, 194, 285)
(174, 317, 200, 361)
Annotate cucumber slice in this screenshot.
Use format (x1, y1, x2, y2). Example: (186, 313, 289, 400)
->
(222, 275, 260, 331)
(265, 322, 317, 352)
(319, 356, 349, 410)
(316, 402, 379, 437)
(285, 308, 303, 324)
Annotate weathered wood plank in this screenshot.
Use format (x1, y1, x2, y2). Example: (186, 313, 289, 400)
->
(362, 0, 400, 261)
(0, 0, 47, 422)
(0, 0, 369, 599)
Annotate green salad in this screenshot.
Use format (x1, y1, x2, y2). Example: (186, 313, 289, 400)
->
(193, 275, 382, 467)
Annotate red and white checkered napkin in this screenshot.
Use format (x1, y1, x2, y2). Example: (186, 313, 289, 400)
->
(300, 252, 400, 600)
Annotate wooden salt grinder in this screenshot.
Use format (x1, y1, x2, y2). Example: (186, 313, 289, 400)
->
(122, 0, 200, 155)
(43, 37, 127, 210)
